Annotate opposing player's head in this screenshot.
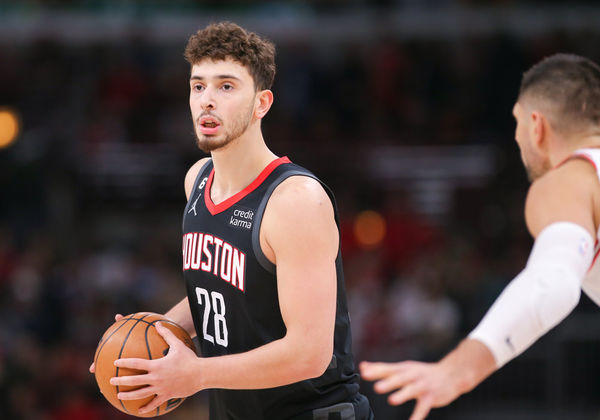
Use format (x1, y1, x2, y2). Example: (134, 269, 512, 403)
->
(184, 22, 276, 152)
(513, 53, 600, 180)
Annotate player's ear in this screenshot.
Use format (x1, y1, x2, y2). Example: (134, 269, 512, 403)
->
(254, 89, 273, 120)
(530, 110, 546, 149)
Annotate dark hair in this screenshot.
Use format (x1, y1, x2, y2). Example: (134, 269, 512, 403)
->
(184, 22, 276, 91)
(519, 53, 600, 135)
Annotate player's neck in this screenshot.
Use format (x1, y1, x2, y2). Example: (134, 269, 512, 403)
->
(209, 127, 277, 202)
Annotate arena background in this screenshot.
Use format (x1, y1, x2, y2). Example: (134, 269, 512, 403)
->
(2, 1, 600, 419)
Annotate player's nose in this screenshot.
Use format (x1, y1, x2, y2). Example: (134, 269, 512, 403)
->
(199, 86, 217, 110)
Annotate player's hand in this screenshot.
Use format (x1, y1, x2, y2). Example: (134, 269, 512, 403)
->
(109, 322, 200, 415)
(89, 314, 125, 374)
(359, 360, 463, 420)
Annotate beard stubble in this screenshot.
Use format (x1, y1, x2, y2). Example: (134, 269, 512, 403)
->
(194, 102, 254, 153)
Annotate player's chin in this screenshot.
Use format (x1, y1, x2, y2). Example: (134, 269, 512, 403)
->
(195, 136, 224, 153)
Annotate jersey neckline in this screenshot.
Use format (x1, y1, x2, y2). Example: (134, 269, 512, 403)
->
(204, 156, 291, 215)
(555, 149, 598, 172)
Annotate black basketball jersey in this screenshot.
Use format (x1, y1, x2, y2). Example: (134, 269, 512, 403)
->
(181, 156, 371, 420)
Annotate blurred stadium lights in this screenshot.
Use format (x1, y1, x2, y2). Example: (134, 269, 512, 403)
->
(0, 108, 21, 149)
(1, 4, 600, 43)
(353, 210, 387, 249)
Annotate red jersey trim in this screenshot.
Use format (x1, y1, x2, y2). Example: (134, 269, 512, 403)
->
(555, 153, 598, 172)
(589, 245, 600, 273)
(204, 156, 292, 215)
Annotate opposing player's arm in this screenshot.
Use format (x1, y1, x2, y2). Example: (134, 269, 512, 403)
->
(463, 158, 596, 376)
(360, 158, 598, 420)
(458, 161, 597, 377)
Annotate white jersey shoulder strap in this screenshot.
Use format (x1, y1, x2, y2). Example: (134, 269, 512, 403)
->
(570, 148, 600, 180)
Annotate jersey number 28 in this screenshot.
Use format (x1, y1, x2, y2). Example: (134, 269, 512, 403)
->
(195, 287, 228, 347)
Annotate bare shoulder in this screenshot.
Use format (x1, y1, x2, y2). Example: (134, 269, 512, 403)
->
(525, 158, 598, 237)
(261, 175, 338, 261)
(268, 176, 334, 219)
(184, 157, 211, 200)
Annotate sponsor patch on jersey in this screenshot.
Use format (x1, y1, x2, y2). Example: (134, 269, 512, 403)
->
(229, 205, 255, 230)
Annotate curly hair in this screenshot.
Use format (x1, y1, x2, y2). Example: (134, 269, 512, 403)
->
(184, 22, 276, 91)
(519, 53, 600, 136)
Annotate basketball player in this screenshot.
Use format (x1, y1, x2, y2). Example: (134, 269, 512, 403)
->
(95, 22, 373, 419)
(360, 53, 600, 419)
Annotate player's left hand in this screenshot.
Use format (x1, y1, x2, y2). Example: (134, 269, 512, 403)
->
(359, 360, 463, 420)
(110, 322, 200, 415)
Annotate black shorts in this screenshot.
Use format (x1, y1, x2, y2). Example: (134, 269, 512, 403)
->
(301, 394, 374, 420)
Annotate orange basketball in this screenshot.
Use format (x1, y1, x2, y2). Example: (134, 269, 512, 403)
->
(94, 312, 196, 417)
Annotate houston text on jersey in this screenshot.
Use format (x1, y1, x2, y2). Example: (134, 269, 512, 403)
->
(182, 232, 246, 292)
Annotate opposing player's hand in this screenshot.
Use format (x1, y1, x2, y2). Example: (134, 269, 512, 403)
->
(89, 314, 125, 374)
(359, 360, 463, 420)
(109, 322, 200, 415)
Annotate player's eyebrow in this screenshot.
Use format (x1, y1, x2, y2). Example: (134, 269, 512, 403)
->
(190, 74, 242, 82)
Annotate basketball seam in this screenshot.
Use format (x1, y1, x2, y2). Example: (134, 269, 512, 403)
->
(144, 319, 185, 416)
(94, 314, 136, 366)
(96, 314, 188, 416)
(116, 313, 152, 415)
(144, 321, 161, 417)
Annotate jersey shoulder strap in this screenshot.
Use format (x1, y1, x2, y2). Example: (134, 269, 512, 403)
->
(569, 148, 600, 181)
(191, 159, 214, 191)
(183, 159, 213, 219)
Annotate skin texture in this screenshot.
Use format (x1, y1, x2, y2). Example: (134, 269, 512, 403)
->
(95, 58, 339, 415)
(359, 98, 600, 420)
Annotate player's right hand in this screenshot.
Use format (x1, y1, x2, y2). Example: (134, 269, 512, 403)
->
(89, 314, 125, 374)
(359, 360, 463, 420)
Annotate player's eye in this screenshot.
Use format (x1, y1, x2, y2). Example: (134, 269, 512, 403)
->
(221, 83, 233, 91)
(192, 84, 204, 92)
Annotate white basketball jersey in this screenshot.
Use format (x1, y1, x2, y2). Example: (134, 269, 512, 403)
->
(569, 148, 600, 305)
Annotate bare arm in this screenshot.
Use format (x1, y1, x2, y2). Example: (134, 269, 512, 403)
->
(164, 298, 196, 338)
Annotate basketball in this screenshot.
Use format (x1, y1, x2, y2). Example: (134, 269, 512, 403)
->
(94, 312, 196, 417)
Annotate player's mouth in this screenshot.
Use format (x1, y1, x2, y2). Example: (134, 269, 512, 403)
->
(199, 116, 222, 135)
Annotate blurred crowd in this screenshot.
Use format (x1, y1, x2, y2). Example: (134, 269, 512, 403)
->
(2, 11, 600, 419)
